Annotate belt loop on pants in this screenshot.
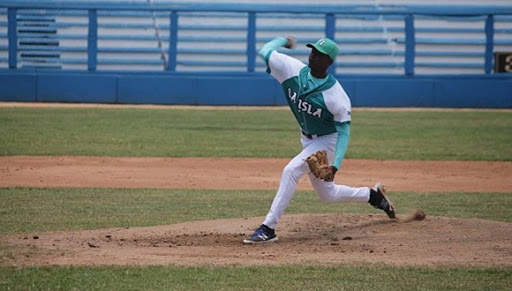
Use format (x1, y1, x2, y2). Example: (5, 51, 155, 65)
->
(301, 130, 315, 139)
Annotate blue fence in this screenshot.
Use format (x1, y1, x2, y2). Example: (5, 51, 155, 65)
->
(1, 1, 512, 107)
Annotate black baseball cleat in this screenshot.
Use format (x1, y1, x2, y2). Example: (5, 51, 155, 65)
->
(243, 224, 278, 244)
(368, 182, 396, 219)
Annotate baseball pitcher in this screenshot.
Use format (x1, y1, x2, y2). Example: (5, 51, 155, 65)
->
(243, 36, 396, 244)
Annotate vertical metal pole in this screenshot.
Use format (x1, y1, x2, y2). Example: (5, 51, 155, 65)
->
(325, 13, 336, 75)
(167, 11, 178, 72)
(247, 12, 256, 72)
(485, 15, 494, 75)
(7, 8, 17, 69)
(88, 9, 98, 71)
(405, 14, 415, 76)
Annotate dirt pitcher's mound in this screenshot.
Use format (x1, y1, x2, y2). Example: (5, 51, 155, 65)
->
(2, 213, 511, 267)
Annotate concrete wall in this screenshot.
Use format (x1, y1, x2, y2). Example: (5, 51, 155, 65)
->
(2, 71, 511, 107)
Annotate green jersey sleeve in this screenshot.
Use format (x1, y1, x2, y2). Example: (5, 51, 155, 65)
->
(258, 37, 289, 64)
(332, 121, 350, 170)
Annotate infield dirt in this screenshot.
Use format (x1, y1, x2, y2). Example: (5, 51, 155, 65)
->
(1, 156, 511, 267)
(2, 156, 511, 192)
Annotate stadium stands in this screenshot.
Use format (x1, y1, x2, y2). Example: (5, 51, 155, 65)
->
(0, 1, 511, 107)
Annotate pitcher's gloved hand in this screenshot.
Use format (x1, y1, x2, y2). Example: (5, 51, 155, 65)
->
(306, 150, 337, 182)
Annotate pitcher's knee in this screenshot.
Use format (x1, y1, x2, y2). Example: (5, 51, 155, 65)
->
(282, 163, 306, 180)
(314, 182, 338, 202)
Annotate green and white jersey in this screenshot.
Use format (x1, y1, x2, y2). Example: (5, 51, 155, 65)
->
(259, 37, 352, 169)
(266, 50, 352, 136)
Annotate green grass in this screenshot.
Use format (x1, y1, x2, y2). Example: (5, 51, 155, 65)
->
(349, 110, 512, 161)
(1, 265, 510, 291)
(1, 107, 511, 160)
(0, 187, 510, 235)
(0, 107, 297, 158)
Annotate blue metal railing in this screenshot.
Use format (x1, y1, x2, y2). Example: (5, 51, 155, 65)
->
(87, 9, 97, 71)
(2, 1, 512, 75)
(3, 1, 512, 14)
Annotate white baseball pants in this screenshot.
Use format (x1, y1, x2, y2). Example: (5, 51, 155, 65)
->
(263, 131, 371, 229)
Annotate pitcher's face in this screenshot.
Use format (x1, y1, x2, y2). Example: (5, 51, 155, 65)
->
(308, 48, 333, 73)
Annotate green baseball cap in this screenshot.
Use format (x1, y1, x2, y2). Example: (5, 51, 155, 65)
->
(306, 38, 339, 60)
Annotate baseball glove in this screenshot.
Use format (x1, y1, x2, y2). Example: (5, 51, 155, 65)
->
(306, 150, 334, 181)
